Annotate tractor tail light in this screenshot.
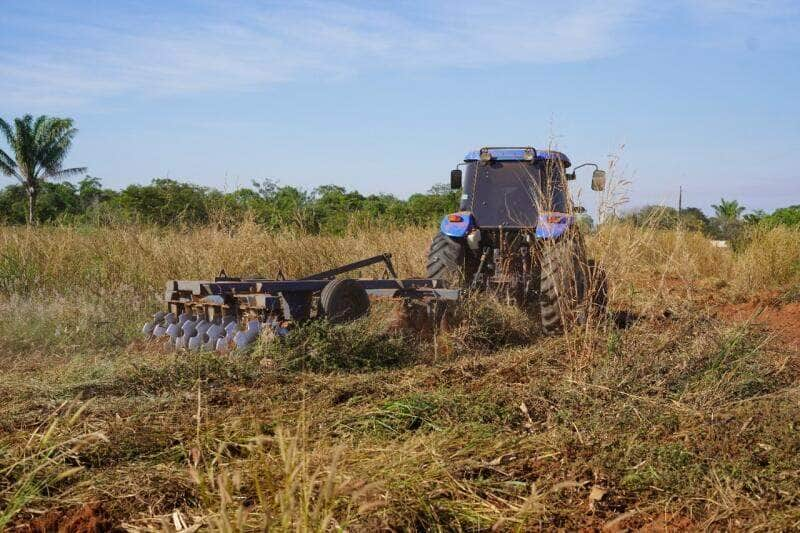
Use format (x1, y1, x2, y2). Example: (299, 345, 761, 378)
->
(546, 215, 564, 224)
(448, 214, 463, 222)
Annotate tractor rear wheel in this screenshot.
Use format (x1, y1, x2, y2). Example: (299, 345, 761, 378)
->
(426, 233, 467, 286)
(539, 238, 590, 334)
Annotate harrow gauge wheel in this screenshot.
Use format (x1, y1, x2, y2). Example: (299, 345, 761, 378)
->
(320, 278, 370, 323)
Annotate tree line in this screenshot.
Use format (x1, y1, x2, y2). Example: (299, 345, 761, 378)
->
(618, 200, 800, 241)
(0, 175, 460, 233)
(1, 114, 798, 235)
(4, 172, 796, 239)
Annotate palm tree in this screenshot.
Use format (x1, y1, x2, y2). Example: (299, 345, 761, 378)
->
(710, 198, 746, 241)
(0, 115, 86, 224)
(711, 198, 745, 221)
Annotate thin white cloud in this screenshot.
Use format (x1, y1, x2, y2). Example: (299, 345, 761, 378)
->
(0, 0, 642, 107)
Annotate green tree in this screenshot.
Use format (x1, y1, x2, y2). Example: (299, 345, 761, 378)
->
(763, 206, 800, 227)
(0, 181, 87, 224)
(113, 179, 210, 225)
(404, 184, 459, 225)
(0, 115, 86, 224)
(0, 184, 27, 224)
(743, 209, 766, 225)
(711, 198, 745, 221)
(252, 178, 279, 200)
(35, 182, 81, 221)
(710, 198, 746, 240)
(678, 207, 710, 233)
(77, 175, 115, 210)
(619, 205, 710, 233)
(0, 173, 473, 231)
(622, 205, 678, 229)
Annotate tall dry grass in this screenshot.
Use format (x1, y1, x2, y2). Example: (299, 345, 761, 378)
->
(1, 218, 797, 369)
(0, 220, 430, 298)
(1, 220, 797, 304)
(730, 225, 800, 295)
(0, 401, 107, 529)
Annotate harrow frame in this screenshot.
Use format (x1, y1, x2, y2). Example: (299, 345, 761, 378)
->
(143, 253, 460, 351)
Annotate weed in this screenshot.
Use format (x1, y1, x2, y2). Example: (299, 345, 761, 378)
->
(0, 401, 107, 528)
(620, 443, 706, 493)
(448, 294, 539, 350)
(263, 319, 414, 372)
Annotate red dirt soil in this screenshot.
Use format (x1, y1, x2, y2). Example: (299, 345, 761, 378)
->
(15, 503, 123, 533)
(719, 293, 800, 349)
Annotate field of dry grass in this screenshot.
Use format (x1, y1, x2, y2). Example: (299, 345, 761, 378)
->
(1, 222, 800, 531)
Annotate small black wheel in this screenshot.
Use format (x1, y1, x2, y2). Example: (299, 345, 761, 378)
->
(320, 279, 370, 324)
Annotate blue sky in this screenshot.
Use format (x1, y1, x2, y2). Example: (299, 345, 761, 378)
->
(1, 0, 799, 214)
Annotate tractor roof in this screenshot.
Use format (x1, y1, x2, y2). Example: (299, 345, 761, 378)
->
(464, 148, 571, 167)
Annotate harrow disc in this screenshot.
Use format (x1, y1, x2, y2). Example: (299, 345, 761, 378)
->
(142, 309, 287, 353)
(233, 320, 261, 348)
(142, 311, 166, 336)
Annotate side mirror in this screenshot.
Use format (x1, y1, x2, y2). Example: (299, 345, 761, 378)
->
(573, 205, 586, 214)
(450, 169, 462, 189)
(591, 169, 606, 192)
(566, 172, 576, 181)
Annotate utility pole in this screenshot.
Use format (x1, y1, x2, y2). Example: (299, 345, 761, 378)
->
(678, 186, 683, 215)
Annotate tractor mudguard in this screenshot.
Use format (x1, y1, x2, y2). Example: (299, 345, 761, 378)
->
(535, 212, 574, 239)
(440, 211, 474, 238)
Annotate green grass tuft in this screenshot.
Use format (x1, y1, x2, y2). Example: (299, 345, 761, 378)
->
(262, 319, 414, 372)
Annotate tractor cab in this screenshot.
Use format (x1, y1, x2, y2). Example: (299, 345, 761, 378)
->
(443, 146, 605, 238)
(455, 147, 572, 229)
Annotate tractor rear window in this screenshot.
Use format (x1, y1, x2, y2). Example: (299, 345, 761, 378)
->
(460, 161, 569, 227)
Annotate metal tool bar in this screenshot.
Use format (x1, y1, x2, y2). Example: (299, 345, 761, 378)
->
(365, 288, 461, 300)
(169, 276, 442, 296)
(301, 253, 396, 280)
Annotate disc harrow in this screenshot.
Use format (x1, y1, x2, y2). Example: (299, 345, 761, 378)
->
(142, 253, 459, 352)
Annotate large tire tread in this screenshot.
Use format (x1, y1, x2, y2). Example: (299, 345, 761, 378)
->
(426, 233, 466, 284)
(539, 238, 588, 335)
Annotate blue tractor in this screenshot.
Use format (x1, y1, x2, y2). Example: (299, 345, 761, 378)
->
(427, 146, 608, 333)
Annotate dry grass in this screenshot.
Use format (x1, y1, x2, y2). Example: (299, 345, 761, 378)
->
(0, 220, 430, 298)
(731, 225, 800, 296)
(1, 221, 799, 530)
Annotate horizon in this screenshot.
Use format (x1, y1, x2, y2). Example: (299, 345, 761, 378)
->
(2, 1, 799, 217)
(0, 167, 768, 220)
